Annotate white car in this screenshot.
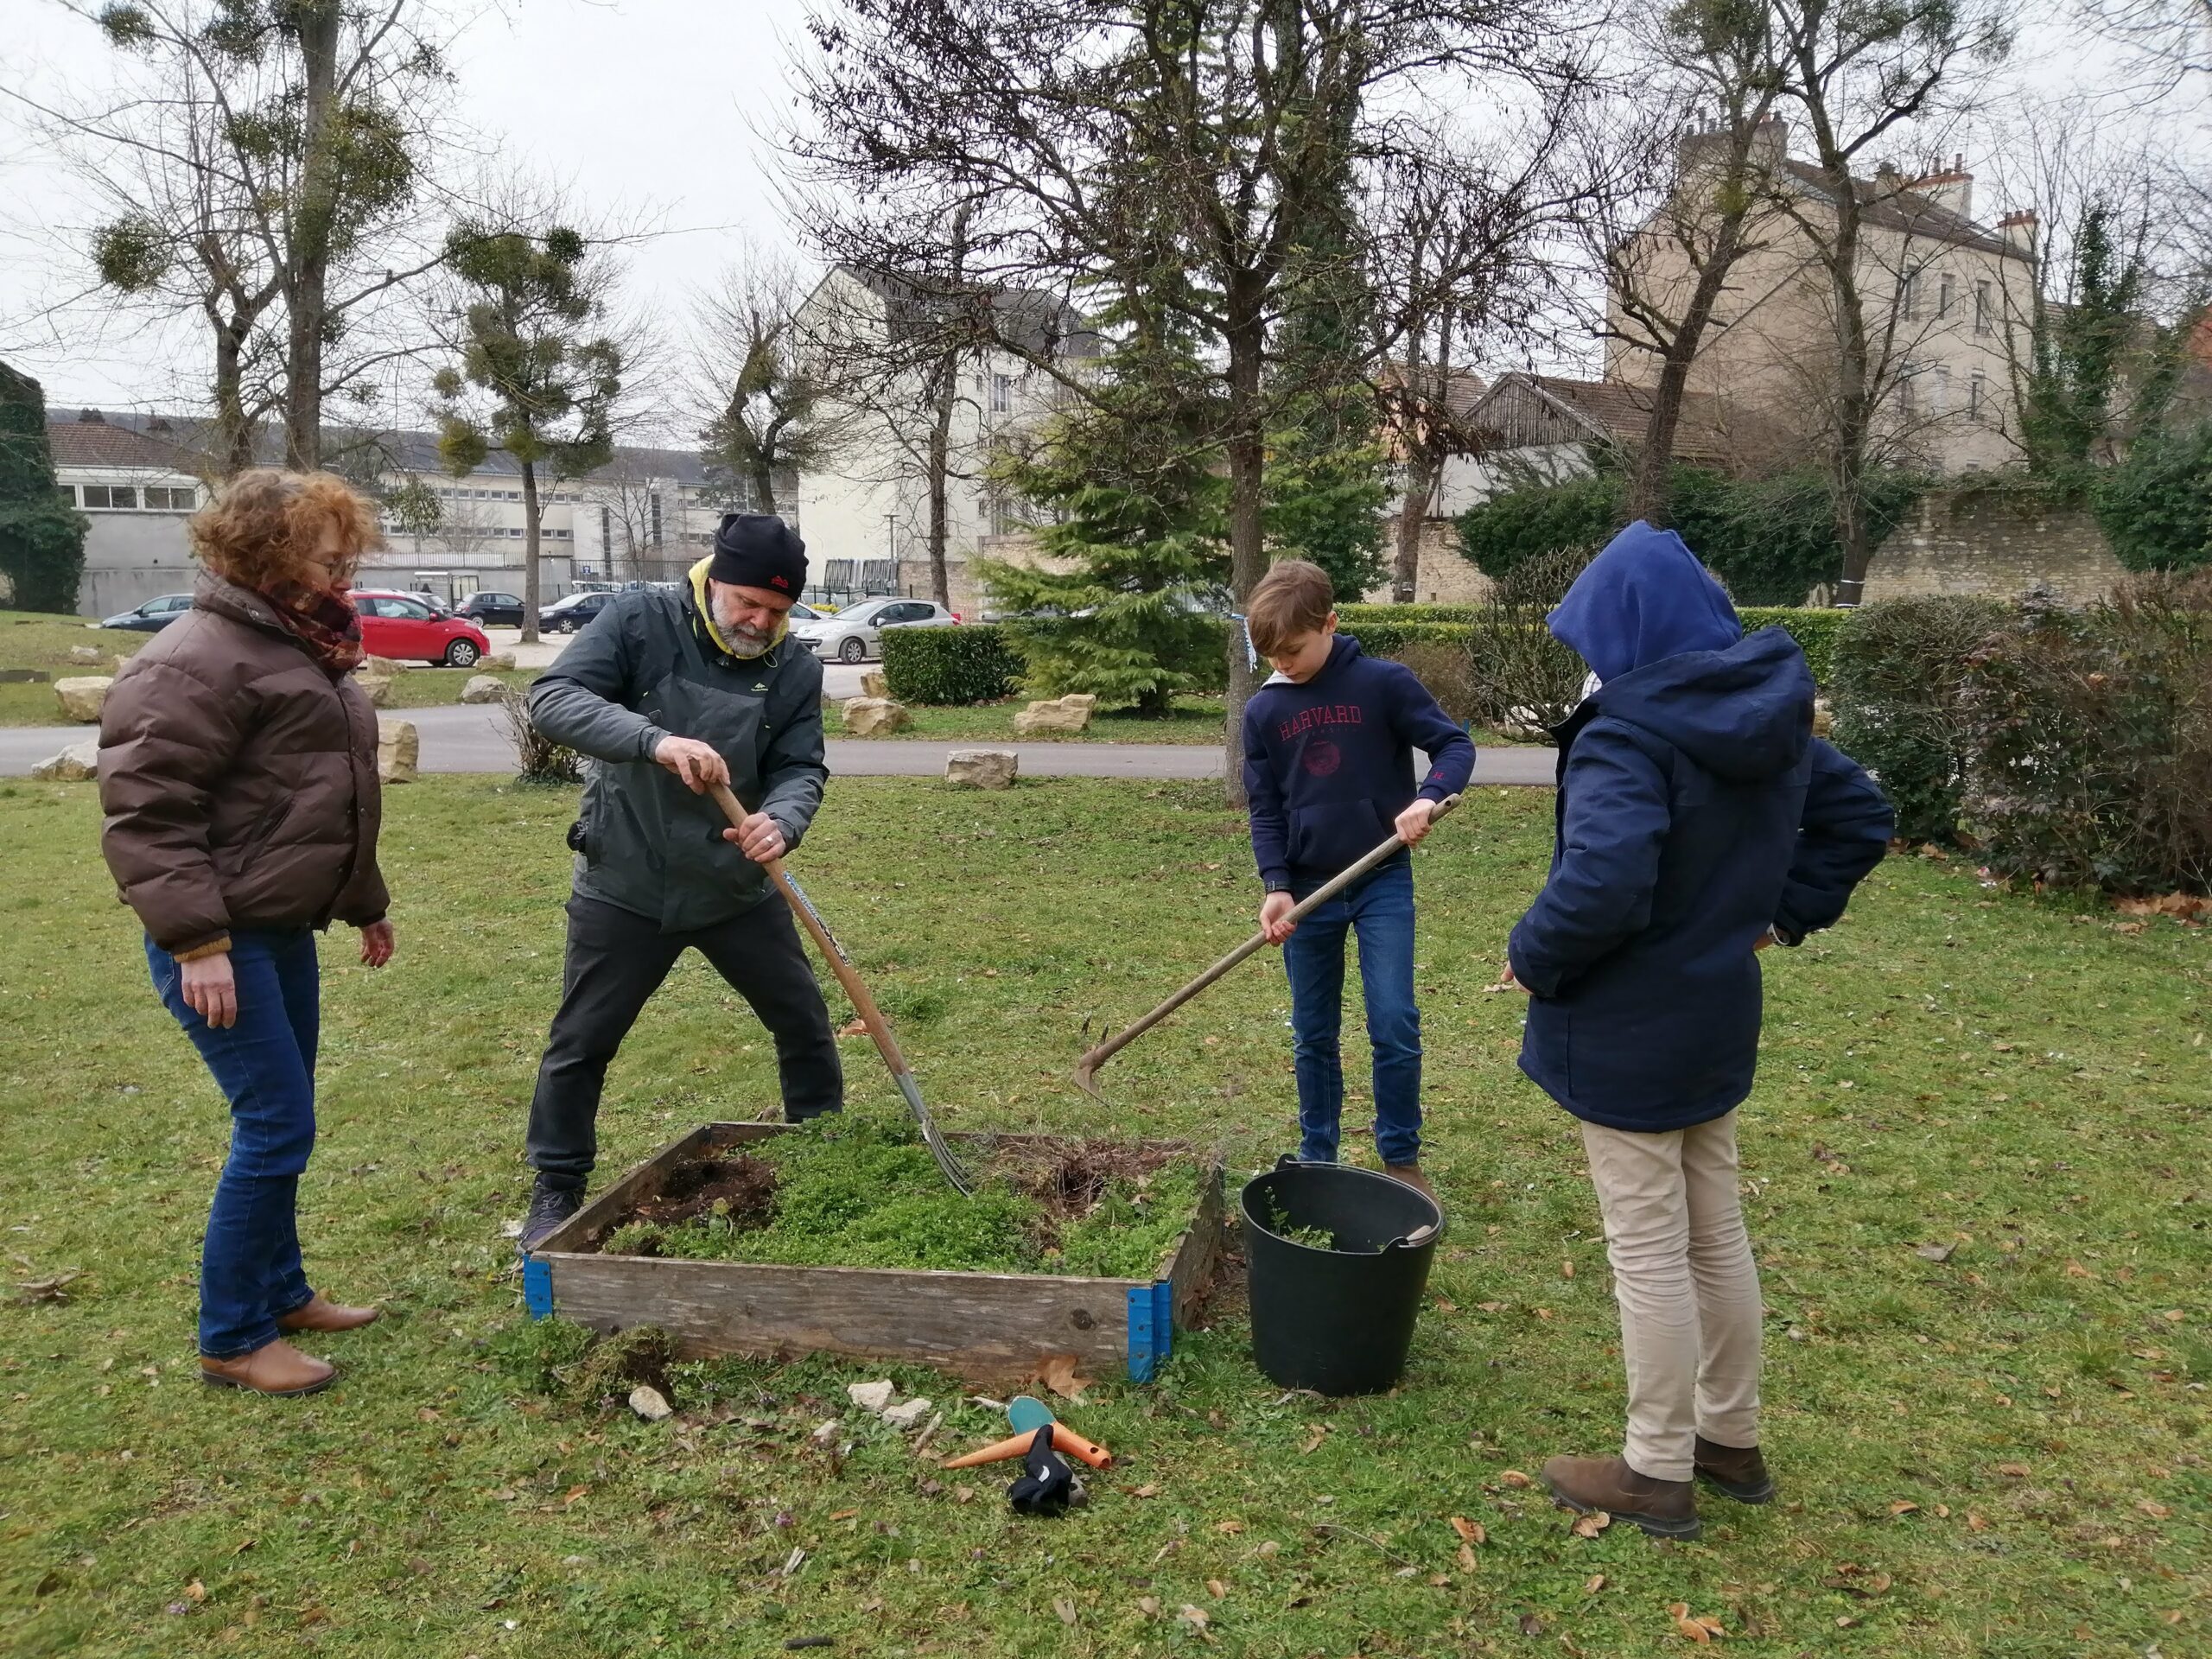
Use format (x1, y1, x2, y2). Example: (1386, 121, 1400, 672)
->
(788, 597, 959, 664)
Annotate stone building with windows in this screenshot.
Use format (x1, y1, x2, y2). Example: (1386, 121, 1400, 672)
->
(47, 411, 211, 617)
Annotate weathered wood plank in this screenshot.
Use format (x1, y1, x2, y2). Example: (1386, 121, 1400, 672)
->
(533, 1122, 721, 1255)
(549, 1255, 1141, 1376)
(1164, 1158, 1229, 1330)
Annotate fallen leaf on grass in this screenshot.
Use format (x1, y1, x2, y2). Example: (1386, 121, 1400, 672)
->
(1449, 1516, 1485, 1546)
(1584, 1573, 1605, 1593)
(1212, 1519, 1244, 1535)
(1129, 1483, 1160, 1498)
(1178, 1605, 1210, 1629)
(953, 1484, 977, 1504)
(1499, 1470, 1533, 1489)
(1206, 1579, 1227, 1599)
(183, 1581, 206, 1604)
(1052, 1597, 1077, 1626)
(1300, 1425, 1328, 1454)
(1518, 1614, 1545, 1637)
(2138, 1500, 2172, 1519)
(829, 1507, 859, 1522)
(837, 1019, 868, 1037)
(561, 1484, 589, 1508)
(1039, 1354, 1091, 1402)
(1137, 1597, 1160, 1618)
(1458, 1543, 1478, 1573)
(1997, 1461, 2031, 1478)
(1912, 1243, 1957, 1264)
(1570, 1510, 1611, 1538)
(1255, 1540, 1279, 1558)
(1888, 1500, 1918, 1516)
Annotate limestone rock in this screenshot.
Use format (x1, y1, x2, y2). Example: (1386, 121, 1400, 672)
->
(477, 651, 517, 671)
(460, 673, 507, 704)
(112, 655, 133, 674)
(54, 676, 112, 722)
(67, 645, 104, 665)
(846, 1379, 896, 1414)
(880, 1396, 933, 1432)
(358, 673, 393, 709)
(628, 1385, 673, 1422)
(364, 655, 405, 677)
(842, 696, 910, 737)
(860, 669, 889, 699)
(1061, 693, 1098, 714)
(30, 740, 99, 782)
(376, 717, 419, 785)
(945, 748, 1018, 790)
(1014, 695, 1093, 736)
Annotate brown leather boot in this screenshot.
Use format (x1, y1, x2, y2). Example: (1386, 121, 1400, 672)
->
(1694, 1435, 1775, 1503)
(277, 1294, 380, 1334)
(1383, 1163, 1437, 1202)
(1541, 1454, 1700, 1541)
(200, 1339, 337, 1397)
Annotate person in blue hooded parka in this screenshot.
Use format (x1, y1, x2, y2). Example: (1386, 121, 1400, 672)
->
(1503, 523, 1893, 1541)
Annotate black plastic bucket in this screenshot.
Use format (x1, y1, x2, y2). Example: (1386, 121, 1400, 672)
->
(1239, 1156, 1445, 1395)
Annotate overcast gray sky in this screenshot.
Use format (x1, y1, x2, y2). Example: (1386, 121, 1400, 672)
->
(1, 0, 2203, 431)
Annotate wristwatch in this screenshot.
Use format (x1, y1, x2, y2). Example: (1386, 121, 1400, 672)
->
(1765, 922, 1801, 949)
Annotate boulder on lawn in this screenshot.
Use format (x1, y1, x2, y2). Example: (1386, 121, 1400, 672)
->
(1014, 695, 1094, 736)
(30, 740, 99, 782)
(54, 676, 113, 722)
(67, 645, 104, 665)
(112, 654, 133, 674)
(365, 655, 405, 677)
(356, 671, 394, 709)
(860, 669, 889, 699)
(945, 748, 1018, 790)
(376, 717, 419, 784)
(842, 696, 910, 737)
(477, 651, 517, 671)
(460, 673, 507, 705)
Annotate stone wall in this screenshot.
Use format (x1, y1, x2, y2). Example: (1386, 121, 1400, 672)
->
(1361, 519, 1496, 606)
(1864, 487, 2128, 605)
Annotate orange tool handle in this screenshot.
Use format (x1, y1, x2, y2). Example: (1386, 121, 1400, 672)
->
(940, 1424, 1114, 1471)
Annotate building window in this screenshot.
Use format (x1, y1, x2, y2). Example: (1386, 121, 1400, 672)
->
(1897, 362, 1922, 419)
(650, 493, 663, 549)
(601, 505, 612, 547)
(1929, 364, 1950, 416)
(990, 373, 1013, 414)
(1968, 373, 1987, 422)
(144, 486, 197, 511)
(1974, 281, 1993, 336)
(81, 485, 137, 510)
(1900, 272, 1921, 320)
(1938, 273, 1955, 319)
(56, 485, 76, 506)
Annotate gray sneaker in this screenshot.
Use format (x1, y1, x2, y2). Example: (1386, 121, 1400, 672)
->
(519, 1180, 582, 1254)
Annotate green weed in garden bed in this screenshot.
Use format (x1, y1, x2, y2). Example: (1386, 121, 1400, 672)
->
(593, 1115, 1204, 1279)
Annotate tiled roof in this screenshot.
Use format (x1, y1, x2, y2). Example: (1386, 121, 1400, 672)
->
(46, 415, 211, 474)
(1777, 160, 2024, 260)
(1465, 372, 1749, 462)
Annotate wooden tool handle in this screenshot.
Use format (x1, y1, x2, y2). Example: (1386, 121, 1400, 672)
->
(708, 782, 911, 1080)
(1075, 792, 1461, 1078)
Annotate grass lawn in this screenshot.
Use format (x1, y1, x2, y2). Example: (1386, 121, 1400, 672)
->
(0, 610, 146, 728)
(1, 777, 2206, 1657)
(856, 696, 1532, 751)
(376, 668, 539, 711)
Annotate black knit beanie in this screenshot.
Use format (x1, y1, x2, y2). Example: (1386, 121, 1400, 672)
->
(709, 512, 807, 596)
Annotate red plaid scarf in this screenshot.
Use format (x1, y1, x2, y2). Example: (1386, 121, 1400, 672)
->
(260, 579, 365, 676)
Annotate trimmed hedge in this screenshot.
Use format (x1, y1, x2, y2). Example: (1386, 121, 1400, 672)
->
(880, 624, 1024, 705)
(1830, 596, 2009, 843)
(1336, 602, 1483, 626)
(1342, 606, 1847, 683)
(1739, 608, 1847, 683)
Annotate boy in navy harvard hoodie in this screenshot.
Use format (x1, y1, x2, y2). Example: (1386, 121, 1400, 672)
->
(1241, 560, 1475, 1198)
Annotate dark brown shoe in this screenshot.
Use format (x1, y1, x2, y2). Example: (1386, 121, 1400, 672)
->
(1383, 1162, 1437, 1202)
(1694, 1435, 1775, 1503)
(200, 1339, 336, 1397)
(276, 1294, 380, 1334)
(1541, 1453, 1700, 1541)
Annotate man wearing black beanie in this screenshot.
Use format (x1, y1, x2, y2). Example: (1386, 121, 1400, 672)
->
(516, 512, 841, 1249)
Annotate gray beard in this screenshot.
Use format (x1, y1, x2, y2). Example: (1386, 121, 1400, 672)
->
(715, 613, 775, 658)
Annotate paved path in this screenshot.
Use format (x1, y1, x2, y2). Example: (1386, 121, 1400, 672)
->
(0, 706, 1557, 784)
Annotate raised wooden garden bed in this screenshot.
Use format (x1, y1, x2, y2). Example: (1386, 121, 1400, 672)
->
(524, 1122, 1226, 1382)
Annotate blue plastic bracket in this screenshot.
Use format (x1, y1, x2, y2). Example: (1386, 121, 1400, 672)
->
(1126, 1280, 1173, 1382)
(522, 1255, 553, 1320)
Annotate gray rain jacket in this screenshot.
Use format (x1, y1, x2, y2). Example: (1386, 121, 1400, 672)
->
(527, 586, 826, 931)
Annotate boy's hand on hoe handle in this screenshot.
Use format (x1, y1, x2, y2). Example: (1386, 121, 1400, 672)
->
(1395, 798, 1440, 845)
(1260, 891, 1297, 945)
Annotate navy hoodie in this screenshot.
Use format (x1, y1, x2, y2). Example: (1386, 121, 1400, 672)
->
(1508, 523, 1893, 1131)
(1242, 633, 1477, 890)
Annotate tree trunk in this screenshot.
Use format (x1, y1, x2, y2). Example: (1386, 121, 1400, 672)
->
(1393, 443, 1434, 602)
(284, 0, 342, 470)
(1630, 214, 1745, 528)
(1821, 162, 1874, 605)
(211, 311, 255, 478)
(925, 354, 955, 607)
(1222, 283, 1268, 809)
(751, 458, 778, 518)
(520, 459, 542, 644)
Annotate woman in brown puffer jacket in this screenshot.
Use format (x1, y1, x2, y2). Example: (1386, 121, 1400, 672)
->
(100, 469, 397, 1398)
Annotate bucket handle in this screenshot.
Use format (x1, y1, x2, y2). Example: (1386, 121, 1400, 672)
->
(1387, 1222, 1440, 1251)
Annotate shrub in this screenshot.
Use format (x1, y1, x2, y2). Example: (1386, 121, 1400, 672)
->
(880, 624, 1024, 705)
(1740, 607, 1847, 683)
(1958, 577, 2212, 894)
(1336, 602, 1484, 626)
(1388, 641, 1483, 728)
(1829, 597, 2008, 842)
(2093, 422, 2212, 573)
(502, 689, 582, 785)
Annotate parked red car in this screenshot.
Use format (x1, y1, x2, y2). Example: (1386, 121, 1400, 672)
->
(350, 588, 493, 666)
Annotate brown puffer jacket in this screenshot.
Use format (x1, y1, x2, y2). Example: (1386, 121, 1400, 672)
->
(99, 571, 390, 955)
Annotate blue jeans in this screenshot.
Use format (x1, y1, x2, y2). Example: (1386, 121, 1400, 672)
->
(1283, 856, 1421, 1166)
(147, 930, 321, 1358)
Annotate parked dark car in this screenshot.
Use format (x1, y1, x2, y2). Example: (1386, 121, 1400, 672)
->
(458, 590, 525, 628)
(542, 590, 615, 634)
(97, 594, 195, 632)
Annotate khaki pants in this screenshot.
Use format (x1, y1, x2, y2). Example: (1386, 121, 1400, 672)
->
(1580, 1111, 1763, 1482)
